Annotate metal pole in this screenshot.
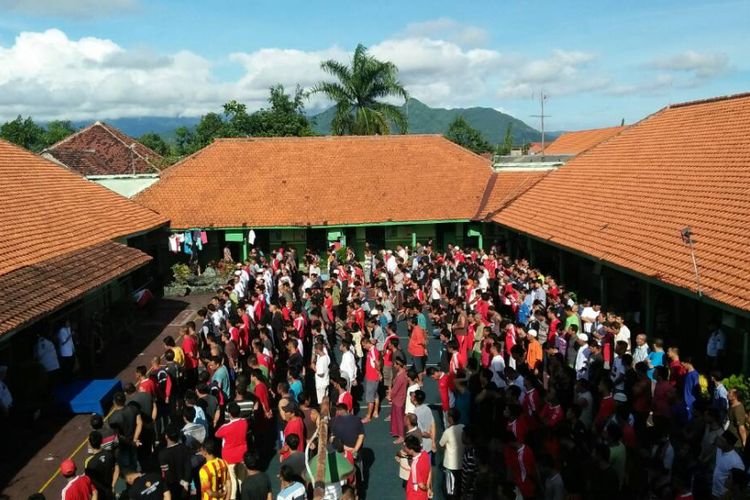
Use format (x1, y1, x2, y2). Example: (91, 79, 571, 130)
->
(688, 240, 703, 297)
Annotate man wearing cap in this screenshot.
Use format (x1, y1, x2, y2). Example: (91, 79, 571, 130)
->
(60, 458, 97, 500)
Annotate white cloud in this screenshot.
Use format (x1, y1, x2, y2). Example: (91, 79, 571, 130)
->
(0, 0, 137, 17)
(496, 50, 607, 99)
(402, 18, 489, 47)
(648, 50, 729, 78)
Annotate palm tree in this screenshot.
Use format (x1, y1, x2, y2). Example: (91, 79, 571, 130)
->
(313, 44, 409, 135)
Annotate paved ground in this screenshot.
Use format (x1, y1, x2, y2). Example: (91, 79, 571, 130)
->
(1, 294, 202, 499)
(1, 296, 446, 499)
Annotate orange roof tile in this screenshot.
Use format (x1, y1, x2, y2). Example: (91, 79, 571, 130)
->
(43, 121, 163, 176)
(473, 170, 551, 221)
(0, 139, 167, 276)
(135, 135, 494, 229)
(494, 93, 750, 312)
(543, 126, 626, 155)
(0, 241, 151, 336)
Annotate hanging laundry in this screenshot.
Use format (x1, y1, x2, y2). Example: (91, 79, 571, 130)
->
(248, 229, 257, 245)
(168, 234, 180, 253)
(183, 232, 193, 255)
(192, 230, 202, 251)
(200, 231, 208, 244)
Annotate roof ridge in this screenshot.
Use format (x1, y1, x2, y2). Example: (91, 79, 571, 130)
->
(42, 121, 100, 152)
(213, 134, 444, 142)
(669, 91, 750, 109)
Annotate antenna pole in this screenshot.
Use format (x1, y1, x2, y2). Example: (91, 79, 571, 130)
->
(530, 92, 550, 156)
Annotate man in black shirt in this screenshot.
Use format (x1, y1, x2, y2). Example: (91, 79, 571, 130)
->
(123, 469, 169, 500)
(330, 404, 365, 453)
(108, 391, 142, 469)
(84, 431, 118, 500)
(240, 452, 272, 500)
(158, 424, 191, 499)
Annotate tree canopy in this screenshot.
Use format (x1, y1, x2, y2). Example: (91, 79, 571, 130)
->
(0, 116, 76, 152)
(313, 44, 409, 135)
(444, 116, 492, 154)
(175, 84, 314, 155)
(138, 132, 171, 157)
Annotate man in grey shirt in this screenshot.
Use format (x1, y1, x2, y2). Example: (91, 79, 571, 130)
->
(411, 390, 435, 456)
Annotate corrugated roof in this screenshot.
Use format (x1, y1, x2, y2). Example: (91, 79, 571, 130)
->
(543, 126, 626, 155)
(43, 121, 163, 175)
(0, 241, 152, 336)
(135, 135, 495, 229)
(494, 93, 750, 312)
(0, 139, 167, 276)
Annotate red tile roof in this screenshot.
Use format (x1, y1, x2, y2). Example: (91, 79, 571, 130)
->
(43, 121, 163, 176)
(494, 93, 750, 312)
(543, 126, 626, 155)
(0, 241, 151, 336)
(528, 142, 544, 154)
(135, 135, 494, 229)
(0, 139, 167, 276)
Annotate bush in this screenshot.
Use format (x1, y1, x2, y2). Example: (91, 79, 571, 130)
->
(171, 263, 191, 285)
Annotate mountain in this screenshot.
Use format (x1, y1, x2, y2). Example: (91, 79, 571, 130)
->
(70, 116, 200, 139)
(310, 98, 548, 145)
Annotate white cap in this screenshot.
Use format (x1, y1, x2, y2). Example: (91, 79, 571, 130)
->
(576, 333, 589, 342)
(528, 329, 538, 337)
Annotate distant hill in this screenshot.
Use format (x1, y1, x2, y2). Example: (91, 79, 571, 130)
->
(311, 98, 550, 145)
(70, 116, 200, 140)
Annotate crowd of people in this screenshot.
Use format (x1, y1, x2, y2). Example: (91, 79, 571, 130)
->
(46, 241, 750, 500)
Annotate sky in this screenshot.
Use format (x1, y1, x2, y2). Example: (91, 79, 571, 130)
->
(0, 0, 748, 130)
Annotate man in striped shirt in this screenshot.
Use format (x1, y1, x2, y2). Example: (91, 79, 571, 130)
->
(198, 437, 230, 500)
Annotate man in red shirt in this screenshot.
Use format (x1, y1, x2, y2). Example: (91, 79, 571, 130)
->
(135, 365, 157, 397)
(362, 337, 381, 424)
(407, 317, 427, 381)
(427, 367, 454, 427)
(333, 376, 353, 413)
(505, 434, 538, 499)
(282, 405, 305, 452)
(404, 435, 432, 500)
(215, 402, 248, 499)
(60, 458, 96, 500)
(180, 323, 199, 387)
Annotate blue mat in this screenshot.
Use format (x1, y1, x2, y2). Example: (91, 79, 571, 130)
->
(55, 379, 122, 414)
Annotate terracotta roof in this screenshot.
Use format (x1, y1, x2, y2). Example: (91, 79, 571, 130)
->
(543, 126, 626, 155)
(135, 135, 494, 229)
(0, 241, 151, 336)
(43, 121, 163, 176)
(473, 170, 551, 221)
(494, 92, 750, 312)
(528, 142, 544, 154)
(0, 139, 167, 276)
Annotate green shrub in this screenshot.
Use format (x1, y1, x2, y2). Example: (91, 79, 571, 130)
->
(171, 263, 191, 285)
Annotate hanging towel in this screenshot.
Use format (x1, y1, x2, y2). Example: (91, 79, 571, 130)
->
(168, 234, 180, 253)
(183, 232, 193, 255)
(200, 231, 208, 244)
(193, 230, 202, 251)
(248, 229, 257, 245)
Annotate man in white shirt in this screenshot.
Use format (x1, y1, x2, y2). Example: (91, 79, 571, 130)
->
(386, 251, 397, 274)
(574, 334, 591, 380)
(706, 322, 727, 369)
(580, 302, 599, 334)
(34, 334, 60, 374)
(632, 334, 650, 365)
(438, 408, 464, 497)
(55, 322, 76, 381)
(614, 320, 631, 353)
(489, 343, 507, 388)
(339, 341, 357, 390)
(313, 342, 330, 405)
(430, 277, 442, 307)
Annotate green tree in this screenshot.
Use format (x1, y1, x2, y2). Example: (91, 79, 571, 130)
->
(174, 126, 195, 156)
(249, 84, 314, 137)
(495, 123, 514, 155)
(138, 132, 171, 157)
(43, 120, 77, 148)
(313, 44, 409, 135)
(444, 116, 492, 154)
(0, 115, 45, 151)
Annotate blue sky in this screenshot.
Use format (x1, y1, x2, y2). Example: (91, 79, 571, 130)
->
(0, 0, 747, 130)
